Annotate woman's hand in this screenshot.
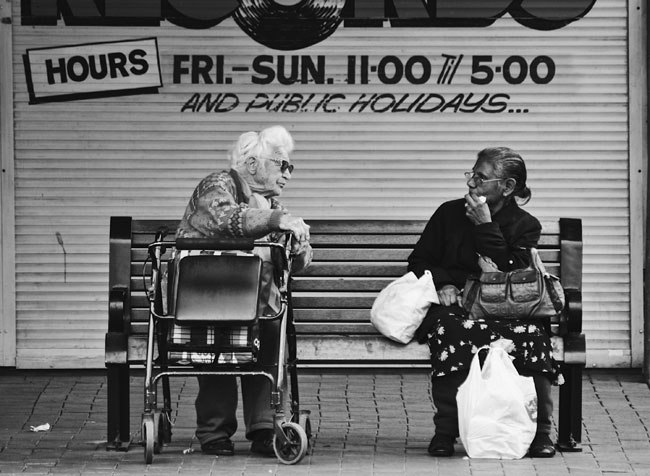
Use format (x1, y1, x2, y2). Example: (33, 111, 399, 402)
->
(289, 236, 309, 256)
(279, 213, 310, 244)
(438, 284, 462, 306)
(464, 193, 491, 225)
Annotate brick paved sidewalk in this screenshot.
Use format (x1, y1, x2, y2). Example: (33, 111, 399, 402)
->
(1, 369, 649, 475)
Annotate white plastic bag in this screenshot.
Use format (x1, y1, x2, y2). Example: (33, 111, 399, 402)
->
(370, 270, 438, 344)
(457, 344, 537, 459)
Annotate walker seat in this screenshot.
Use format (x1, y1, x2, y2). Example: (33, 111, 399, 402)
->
(172, 252, 262, 324)
(167, 250, 263, 365)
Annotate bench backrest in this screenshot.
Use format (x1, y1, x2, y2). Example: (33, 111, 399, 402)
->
(292, 218, 582, 367)
(109, 217, 582, 367)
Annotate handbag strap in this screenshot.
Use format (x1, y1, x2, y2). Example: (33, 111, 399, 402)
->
(544, 274, 565, 314)
(462, 275, 481, 313)
(530, 248, 545, 273)
(532, 248, 564, 315)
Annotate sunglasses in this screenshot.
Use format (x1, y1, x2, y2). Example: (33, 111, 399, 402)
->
(267, 156, 294, 174)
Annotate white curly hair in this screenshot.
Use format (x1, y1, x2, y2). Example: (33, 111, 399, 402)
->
(228, 125, 294, 169)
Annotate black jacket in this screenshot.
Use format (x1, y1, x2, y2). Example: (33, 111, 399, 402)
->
(407, 198, 541, 289)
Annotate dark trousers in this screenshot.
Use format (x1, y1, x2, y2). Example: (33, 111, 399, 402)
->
(195, 374, 274, 445)
(431, 370, 553, 438)
(194, 319, 282, 446)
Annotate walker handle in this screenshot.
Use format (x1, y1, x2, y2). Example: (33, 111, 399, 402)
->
(175, 236, 255, 251)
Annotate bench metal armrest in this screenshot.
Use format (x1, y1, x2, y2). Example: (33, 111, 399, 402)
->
(564, 288, 582, 333)
(106, 286, 128, 364)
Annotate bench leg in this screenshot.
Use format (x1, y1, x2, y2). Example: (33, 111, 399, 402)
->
(106, 364, 131, 451)
(556, 363, 583, 452)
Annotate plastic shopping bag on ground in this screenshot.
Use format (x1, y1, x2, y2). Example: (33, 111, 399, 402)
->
(457, 343, 537, 459)
(370, 270, 438, 344)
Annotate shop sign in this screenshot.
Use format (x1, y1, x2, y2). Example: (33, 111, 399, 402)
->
(20, 0, 596, 50)
(23, 38, 162, 104)
(19, 1, 596, 107)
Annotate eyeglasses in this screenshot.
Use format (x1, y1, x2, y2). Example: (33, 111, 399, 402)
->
(266, 156, 294, 174)
(464, 171, 501, 186)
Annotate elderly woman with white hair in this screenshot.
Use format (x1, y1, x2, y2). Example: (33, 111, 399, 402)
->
(177, 125, 311, 457)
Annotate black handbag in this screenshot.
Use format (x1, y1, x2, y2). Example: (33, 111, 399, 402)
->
(462, 248, 565, 320)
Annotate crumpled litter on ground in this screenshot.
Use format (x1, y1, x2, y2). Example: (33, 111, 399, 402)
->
(29, 423, 51, 432)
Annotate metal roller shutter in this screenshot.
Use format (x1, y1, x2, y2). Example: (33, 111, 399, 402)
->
(11, 0, 633, 367)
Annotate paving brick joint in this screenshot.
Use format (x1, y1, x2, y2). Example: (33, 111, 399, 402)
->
(1, 369, 649, 475)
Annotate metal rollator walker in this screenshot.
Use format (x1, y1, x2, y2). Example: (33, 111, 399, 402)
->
(141, 231, 311, 465)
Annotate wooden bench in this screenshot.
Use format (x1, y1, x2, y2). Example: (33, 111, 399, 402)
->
(106, 216, 585, 452)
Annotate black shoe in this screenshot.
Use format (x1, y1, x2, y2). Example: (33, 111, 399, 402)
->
(528, 433, 556, 458)
(250, 429, 276, 457)
(427, 433, 455, 457)
(201, 437, 234, 456)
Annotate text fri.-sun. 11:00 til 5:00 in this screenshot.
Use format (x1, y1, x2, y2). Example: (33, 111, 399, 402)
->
(172, 54, 556, 86)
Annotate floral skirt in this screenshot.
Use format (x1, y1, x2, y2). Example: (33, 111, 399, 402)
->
(427, 306, 560, 382)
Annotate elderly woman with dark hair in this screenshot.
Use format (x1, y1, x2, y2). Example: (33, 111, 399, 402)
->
(408, 147, 559, 458)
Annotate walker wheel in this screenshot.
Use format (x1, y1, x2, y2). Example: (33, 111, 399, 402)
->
(142, 414, 155, 464)
(273, 422, 308, 465)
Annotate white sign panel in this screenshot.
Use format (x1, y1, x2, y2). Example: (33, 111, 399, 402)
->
(23, 37, 162, 104)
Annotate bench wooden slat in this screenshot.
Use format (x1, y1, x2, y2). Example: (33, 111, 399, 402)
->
(295, 335, 566, 364)
(295, 335, 435, 363)
(312, 248, 410, 261)
(133, 267, 561, 289)
(309, 234, 420, 247)
(293, 308, 376, 321)
(311, 248, 559, 263)
(131, 308, 390, 324)
(131, 293, 151, 309)
(292, 293, 378, 308)
(127, 218, 559, 236)
(135, 262, 171, 277)
(295, 322, 377, 334)
(297, 262, 408, 277)
(130, 248, 560, 268)
(307, 220, 428, 234)
(292, 277, 393, 292)
(131, 248, 174, 262)
(134, 293, 384, 313)
(534, 235, 560, 247)
(124, 333, 566, 367)
(132, 233, 175, 247)
(298, 262, 559, 278)
(131, 279, 149, 293)
(128, 234, 558, 248)
(131, 309, 150, 323)
(311, 219, 559, 236)
(131, 220, 178, 234)
(131, 247, 412, 262)
(311, 233, 558, 247)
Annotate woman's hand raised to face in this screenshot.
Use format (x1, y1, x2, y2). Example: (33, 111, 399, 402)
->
(464, 193, 492, 226)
